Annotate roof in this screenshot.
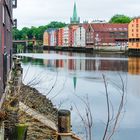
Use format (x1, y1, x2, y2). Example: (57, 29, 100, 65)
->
(44, 28, 58, 33)
(90, 23, 128, 32)
(79, 23, 128, 32)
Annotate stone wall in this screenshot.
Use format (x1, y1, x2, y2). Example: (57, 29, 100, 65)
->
(3, 58, 58, 140)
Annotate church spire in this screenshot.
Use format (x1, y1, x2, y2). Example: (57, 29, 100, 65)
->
(70, 2, 80, 24)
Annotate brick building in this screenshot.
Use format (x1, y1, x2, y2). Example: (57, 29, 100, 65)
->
(0, 0, 17, 95)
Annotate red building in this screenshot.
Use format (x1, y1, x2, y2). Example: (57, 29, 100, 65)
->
(69, 25, 78, 47)
(58, 28, 64, 47)
(85, 23, 128, 48)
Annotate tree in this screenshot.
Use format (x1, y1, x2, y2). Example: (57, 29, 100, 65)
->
(12, 21, 66, 41)
(109, 14, 132, 23)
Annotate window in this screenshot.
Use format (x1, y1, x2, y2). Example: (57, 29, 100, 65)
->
(12, 0, 17, 8)
(124, 28, 127, 31)
(2, 6, 5, 24)
(13, 19, 17, 28)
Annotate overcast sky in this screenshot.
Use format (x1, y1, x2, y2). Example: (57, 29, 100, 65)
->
(13, 0, 140, 29)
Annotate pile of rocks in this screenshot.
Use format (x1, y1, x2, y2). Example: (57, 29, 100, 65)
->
(19, 85, 58, 124)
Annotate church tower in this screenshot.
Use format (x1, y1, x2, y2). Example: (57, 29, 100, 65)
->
(70, 2, 80, 24)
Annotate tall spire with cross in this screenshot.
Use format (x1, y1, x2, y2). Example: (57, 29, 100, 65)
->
(70, 2, 80, 24)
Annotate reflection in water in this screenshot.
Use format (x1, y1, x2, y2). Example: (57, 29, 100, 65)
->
(19, 51, 140, 140)
(128, 57, 140, 75)
(21, 52, 140, 75)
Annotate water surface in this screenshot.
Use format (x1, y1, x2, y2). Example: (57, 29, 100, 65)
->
(17, 51, 140, 140)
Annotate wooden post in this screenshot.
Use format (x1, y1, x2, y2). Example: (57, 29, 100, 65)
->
(58, 110, 71, 133)
(16, 124, 28, 140)
(0, 121, 4, 140)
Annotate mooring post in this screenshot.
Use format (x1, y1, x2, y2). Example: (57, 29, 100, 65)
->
(58, 109, 71, 133)
(57, 110, 72, 140)
(0, 121, 4, 140)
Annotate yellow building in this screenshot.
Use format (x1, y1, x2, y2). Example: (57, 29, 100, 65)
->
(128, 17, 140, 50)
(43, 31, 49, 46)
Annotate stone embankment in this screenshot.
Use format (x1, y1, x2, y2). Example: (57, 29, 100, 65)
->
(19, 84, 58, 140)
(19, 85, 58, 123)
(2, 57, 58, 140)
(0, 57, 80, 140)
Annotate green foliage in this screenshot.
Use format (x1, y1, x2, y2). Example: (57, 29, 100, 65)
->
(109, 14, 132, 23)
(17, 44, 24, 53)
(13, 21, 66, 41)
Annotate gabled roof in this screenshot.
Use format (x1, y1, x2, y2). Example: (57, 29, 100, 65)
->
(90, 23, 128, 32)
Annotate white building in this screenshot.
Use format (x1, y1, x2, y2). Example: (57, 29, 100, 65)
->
(49, 29, 56, 46)
(74, 26, 86, 47)
(63, 26, 69, 47)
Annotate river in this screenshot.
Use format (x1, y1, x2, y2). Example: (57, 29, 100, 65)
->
(17, 51, 140, 140)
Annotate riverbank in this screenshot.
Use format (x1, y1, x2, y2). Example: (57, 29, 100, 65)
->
(43, 45, 128, 54)
(1, 58, 58, 140)
(19, 84, 58, 140)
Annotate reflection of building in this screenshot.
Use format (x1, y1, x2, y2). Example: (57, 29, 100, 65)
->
(70, 2, 80, 24)
(128, 57, 140, 75)
(128, 17, 140, 52)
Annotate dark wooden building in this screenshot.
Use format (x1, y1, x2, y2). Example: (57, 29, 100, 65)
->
(85, 23, 128, 47)
(0, 0, 17, 95)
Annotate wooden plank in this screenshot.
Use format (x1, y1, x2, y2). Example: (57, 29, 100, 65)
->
(19, 102, 57, 132)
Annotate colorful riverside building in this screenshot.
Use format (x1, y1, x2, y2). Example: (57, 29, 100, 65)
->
(128, 17, 140, 54)
(0, 0, 17, 94)
(69, 25, 79, 47)
(43, 28, 58, 47)
(85, 23, 128, 48)
(58, 28, 64, 46)
(63, 26, 69, 47)
(43, 30, 50, 46)
(74, 25, 86, 47)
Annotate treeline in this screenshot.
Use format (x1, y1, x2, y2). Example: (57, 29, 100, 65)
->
(13, 14, 132, 41)
(13, 21, 67, 40)
(109, 14, 132, 23)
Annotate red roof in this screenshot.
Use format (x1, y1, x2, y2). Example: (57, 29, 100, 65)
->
(90, 23, 128, 32)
